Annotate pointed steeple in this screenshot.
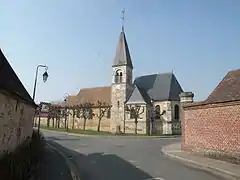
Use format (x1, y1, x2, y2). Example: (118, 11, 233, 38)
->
(112, 9, 133, 69)
(112, 29, 133, 69)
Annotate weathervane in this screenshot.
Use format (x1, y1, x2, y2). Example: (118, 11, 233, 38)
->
(121, 8, 125, 32)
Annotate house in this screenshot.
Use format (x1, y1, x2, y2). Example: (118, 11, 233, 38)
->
(65, 27, 187, 135)
(181, 69, 240, 162)
(0, 48, 37, 154)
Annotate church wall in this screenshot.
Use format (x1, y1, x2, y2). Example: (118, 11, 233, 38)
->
(170, 101, 181, 135)
(68, 108, 111, 132)
(152, 101, 172, 135)
(124, 104, 147, 134)
(111, 66, 132, 133)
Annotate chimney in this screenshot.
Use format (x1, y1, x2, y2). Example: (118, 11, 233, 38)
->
(180, 92, 194, 103)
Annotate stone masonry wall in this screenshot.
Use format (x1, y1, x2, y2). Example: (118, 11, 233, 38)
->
(0, 92, 35, 155)
(153, 101, 173, 135)
(68, 108, 111, 132)
(182, 101, 240, 158)
(111, 66, 133, 133)
(125, 104, 147, 134)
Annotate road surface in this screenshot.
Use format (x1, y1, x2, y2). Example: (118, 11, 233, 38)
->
(43, 131, 223, 180)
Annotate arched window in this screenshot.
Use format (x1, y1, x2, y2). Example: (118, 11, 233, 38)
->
(174, 105, 179, 120)
(155, 105, 160, 119)
(130, 107, 135, 119)
(119, 72, 123, 83)
(114, 71, 119, 83)
(114, 70, 123, 84)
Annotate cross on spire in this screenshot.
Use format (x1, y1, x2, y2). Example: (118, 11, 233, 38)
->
(121, 8, 125, 32)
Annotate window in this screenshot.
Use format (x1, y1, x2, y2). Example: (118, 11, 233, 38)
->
(174, 105, 179, 120)
(107, 109, 111, 119)
(114, 71, 119, 83)
(130, 107, 135, 119)
(155, 105, 160, 119)
(119, 72, 123, 83)
(114, 70, 123, 83)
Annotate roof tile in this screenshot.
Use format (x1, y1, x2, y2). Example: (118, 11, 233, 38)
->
(205, 69, 240, 103)
(67, 86, 111, 106)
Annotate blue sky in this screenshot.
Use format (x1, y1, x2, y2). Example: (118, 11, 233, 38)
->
(0, 0, 239, 103)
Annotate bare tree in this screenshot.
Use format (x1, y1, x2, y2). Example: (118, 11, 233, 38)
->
(126, 104, 145, 134)
(96, 101, 110, 132)
(70, 105, 77, 129)
(77, 103, 93, 130)
(47, 104, 56, 128)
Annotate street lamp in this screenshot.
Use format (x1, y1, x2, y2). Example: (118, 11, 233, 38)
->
(32, 65, 49, 132)
(32, 65, 49, 101)
(64, 93, 69, 131)
(150, 99, 154, 136)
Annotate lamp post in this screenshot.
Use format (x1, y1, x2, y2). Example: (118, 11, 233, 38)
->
(150, 99, 154, 136)
(32, 65, 49, 101)
(64, 93, 69, 132)
(32, 65, 49, 132)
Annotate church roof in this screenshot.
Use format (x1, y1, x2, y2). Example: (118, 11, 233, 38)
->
(112, 31, 133, 69)
(67, 86, 111, 107)
(127, 73, 183, 104)
(205, 69, 240, 104)
(0, 48, 36, 107)
(126, 85, 151, 104)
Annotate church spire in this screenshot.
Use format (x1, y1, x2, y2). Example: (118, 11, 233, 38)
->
(112, 8, 133, 69)
(121, 8, 125, 32)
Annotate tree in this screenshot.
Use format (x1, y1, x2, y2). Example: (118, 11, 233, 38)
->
(96, 101, 110, 132)
(70, 105, 77, 129)
(77, 103, 93, 130)
(47, 104, 62, 128)
(47, 104, 56, 128)
(126, 104, 145, 134)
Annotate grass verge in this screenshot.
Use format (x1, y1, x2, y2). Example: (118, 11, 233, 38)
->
(41, 126, 112, 135)
(40, 126, 180, 138)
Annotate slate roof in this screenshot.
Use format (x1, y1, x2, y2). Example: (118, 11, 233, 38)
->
(127, 73, 183, 104)
(126, 85, 151, 104)
(112, 31, 133, 69)
(0, 49, 36, 107)
(205, 69, 240, 104)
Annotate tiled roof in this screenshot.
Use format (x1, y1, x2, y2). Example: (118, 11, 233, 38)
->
(67, 86, 111, 106)
(205, 69, 240, 104)
(0, 48, 36, 107)
(112, 31, 133, 69)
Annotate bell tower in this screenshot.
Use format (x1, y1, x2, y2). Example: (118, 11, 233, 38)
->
(110, 9, 133, 133)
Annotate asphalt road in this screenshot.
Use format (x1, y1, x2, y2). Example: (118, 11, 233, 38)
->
(43, 131, 224, 180)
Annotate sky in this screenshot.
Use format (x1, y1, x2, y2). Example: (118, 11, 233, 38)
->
(0, 0, 240, 103)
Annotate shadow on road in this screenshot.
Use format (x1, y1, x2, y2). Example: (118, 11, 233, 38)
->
(48, 140, 153, 180)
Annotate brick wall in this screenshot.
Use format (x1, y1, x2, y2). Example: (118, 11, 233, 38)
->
(182, 101, 240, 154)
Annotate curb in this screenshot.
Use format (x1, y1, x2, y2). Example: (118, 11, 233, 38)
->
(46, 143, 81, 180)
(161, 145, 240, 180)
(41, 128, 181, 139)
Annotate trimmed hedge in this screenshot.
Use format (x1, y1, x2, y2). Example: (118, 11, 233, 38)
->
(0, 130, 45, 180)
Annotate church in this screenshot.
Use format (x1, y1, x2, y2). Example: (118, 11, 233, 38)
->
(65, 24, 192, 135)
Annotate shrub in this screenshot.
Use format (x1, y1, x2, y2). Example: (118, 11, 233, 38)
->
(0, 130, 45, 180)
